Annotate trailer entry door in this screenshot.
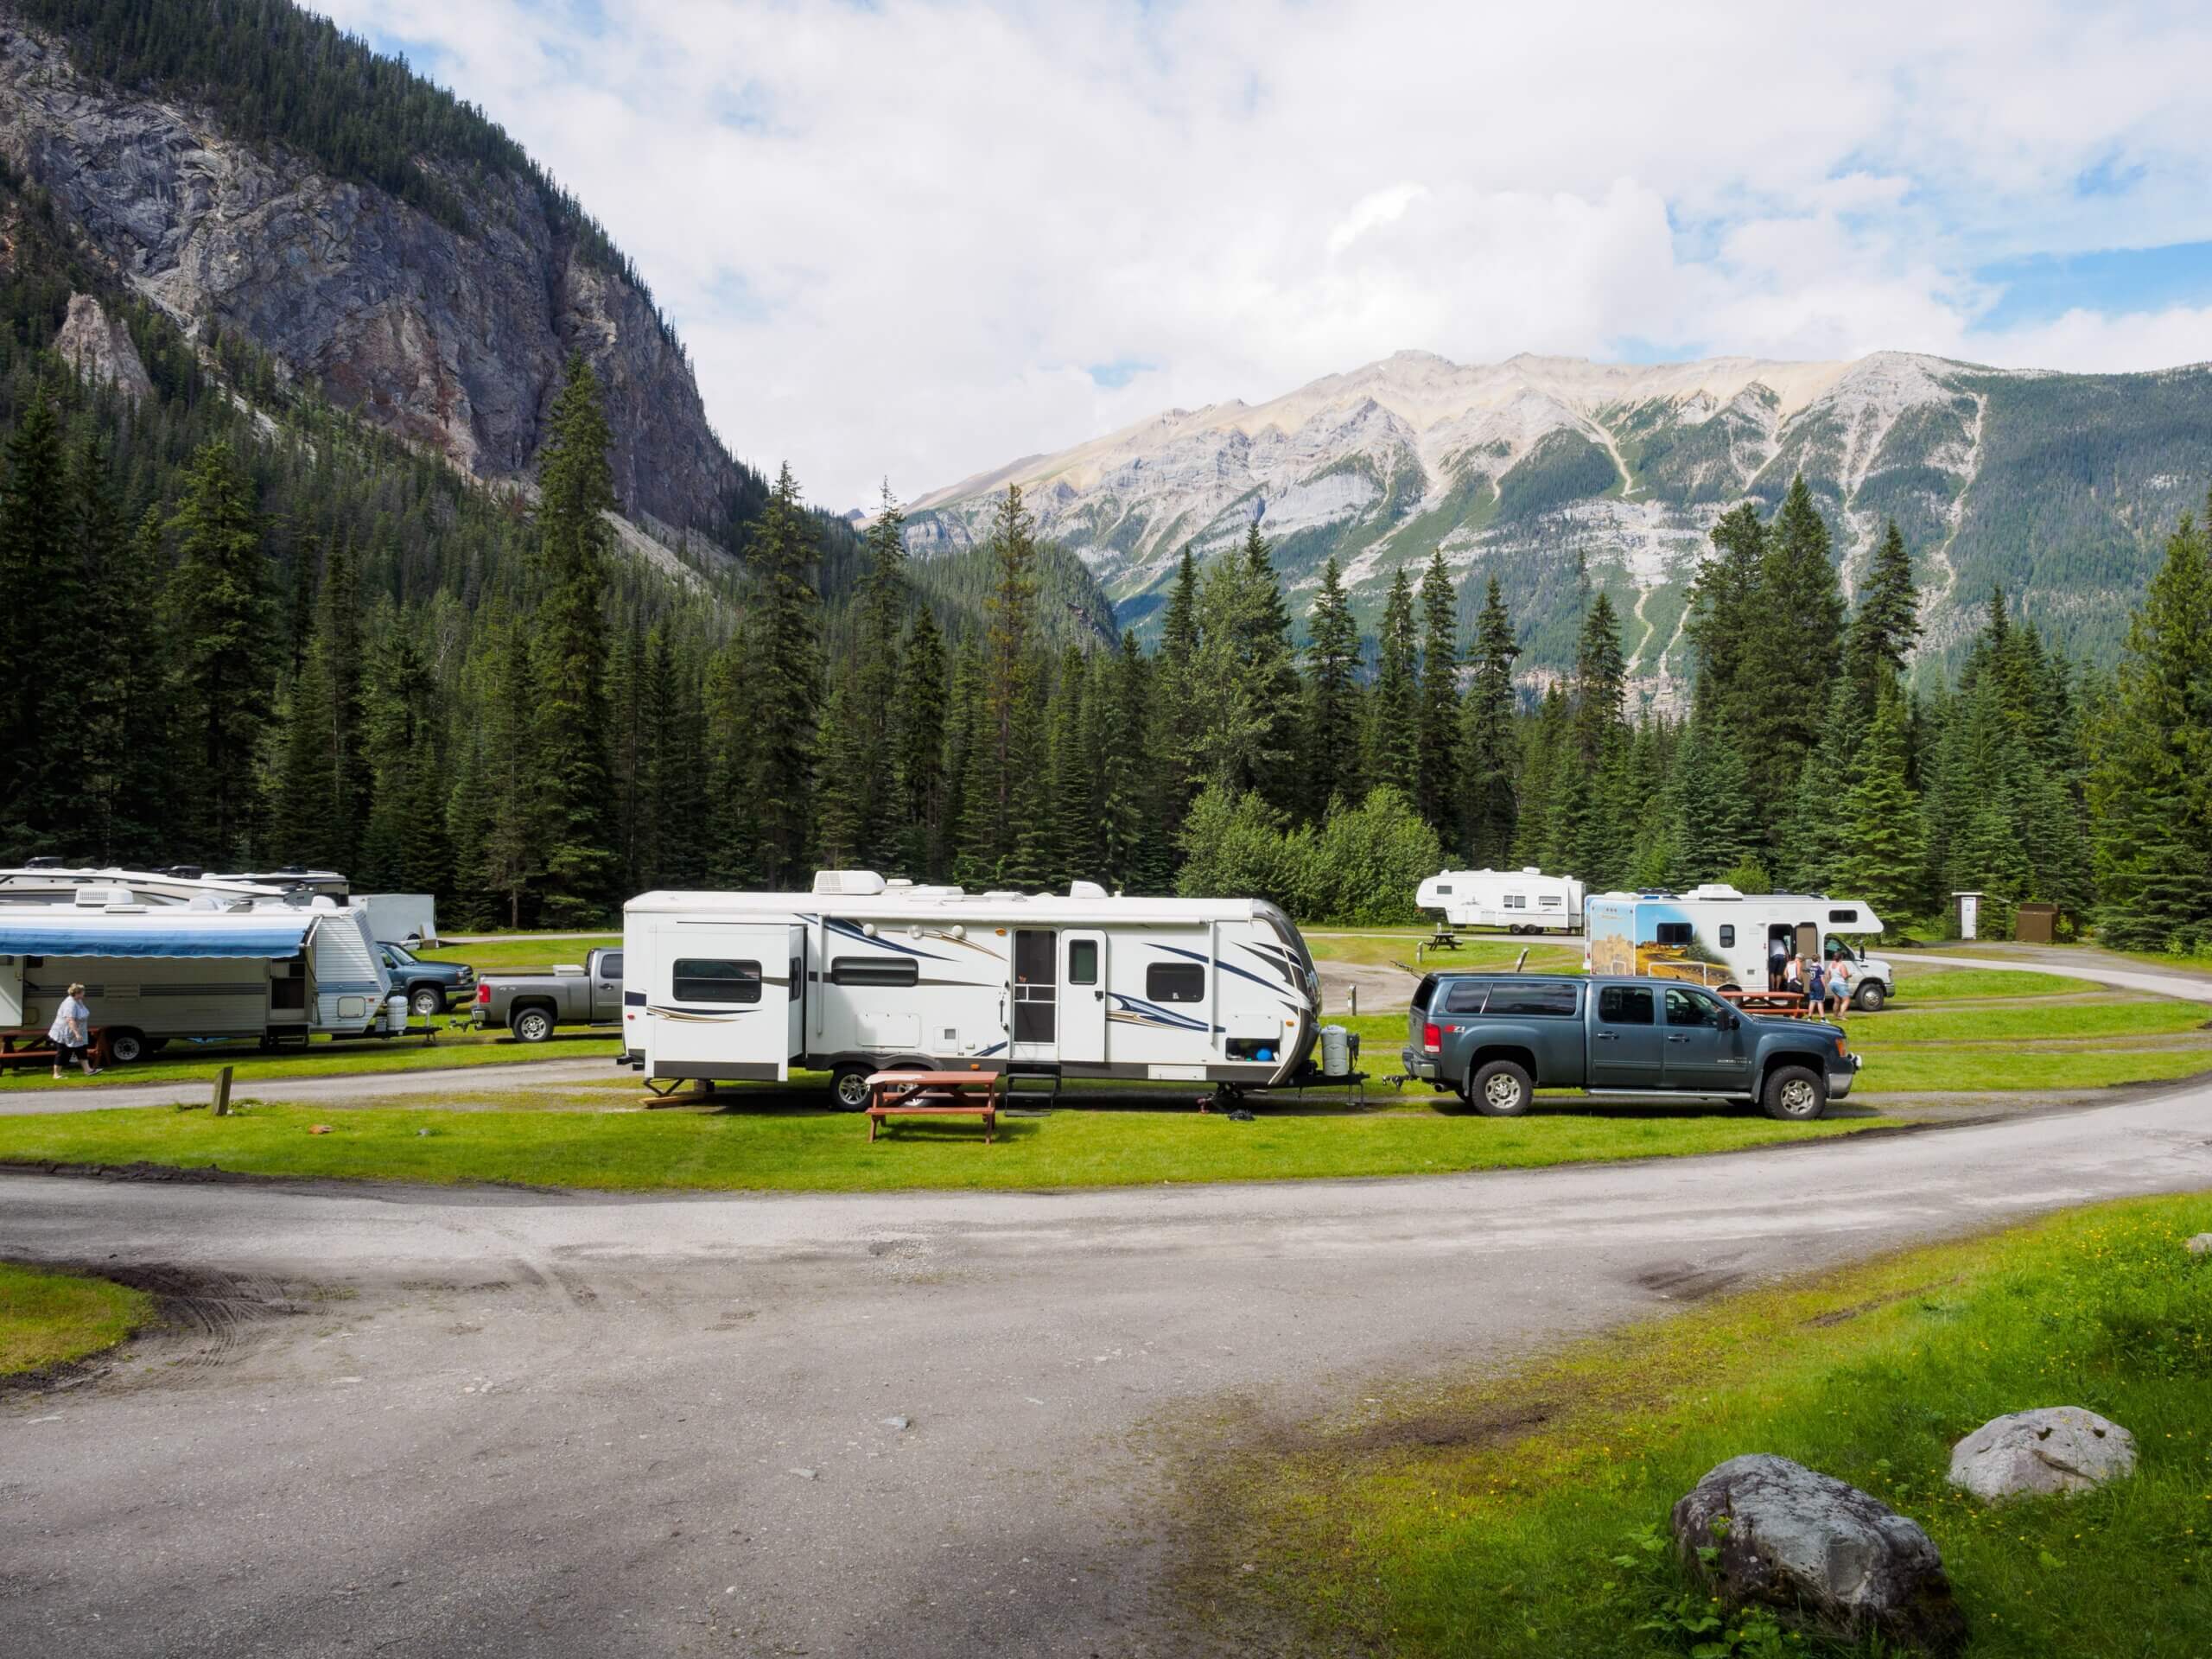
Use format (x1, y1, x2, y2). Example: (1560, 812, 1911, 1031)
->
(1059, 930, 1106, 1065)
(1012, 928, 1057, 1055)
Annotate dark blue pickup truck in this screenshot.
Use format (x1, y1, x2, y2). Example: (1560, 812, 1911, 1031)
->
(1402, 973, 1860, 1121)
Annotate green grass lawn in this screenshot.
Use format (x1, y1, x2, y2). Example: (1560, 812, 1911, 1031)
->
(0, 1096, 1896, 1193)
(1891, 966, 2083, 1001)
(1308, 933, 1584, 974)
(0, 1262, 153, 1376)
(7, 1027, 622, 1090)
(417, 935, 620, 972)
(1186, 1192, 2212, 1658)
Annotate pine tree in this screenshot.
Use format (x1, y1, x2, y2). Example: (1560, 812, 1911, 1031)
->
(1096, 632, 1155, 891)
(0, 388, 73, 848)
(1367, 566, 1418, 795)
(745, 461, 824, 887)
(812, 668, 868, 868)
(530, 355, 619, 921)
(1847, 518, 1920, 713)
(894, 602, 949, 878)
(72, 442, 167, 861)
(1572, 590, 1626, 765)
(1414, 548, 1461, 838)
(853, 480, 909, 866)
(1739, 475, 1847, 813)
(958, 485, 1043, 881)
(1669, 714, 1758, 885)
(167, 439, 275, 858)
(1189, 523, 1296, 798)
(1685, 501, 1766, 734)
(1047, 643, 1096, 882)
(1459, 575, 1520, 864)
(1153, 546, 1204, 821)
(1834, 679, 1926, 930)
(1302, 556, 1362, 812)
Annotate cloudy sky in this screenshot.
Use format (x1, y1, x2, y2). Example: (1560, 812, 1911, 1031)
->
(313, 0, 2212, 511)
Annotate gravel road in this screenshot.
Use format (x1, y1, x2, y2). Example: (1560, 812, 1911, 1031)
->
(5, 1079, 2210, 1658)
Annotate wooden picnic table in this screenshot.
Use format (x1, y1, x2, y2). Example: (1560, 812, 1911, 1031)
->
(1719, 988, 1815, 1019)
(864, 1070, 1002, 1143)
(0, 1025, 112, 1070)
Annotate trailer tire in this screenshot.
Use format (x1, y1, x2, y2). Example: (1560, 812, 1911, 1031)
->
(409, 985, 445, 1018)
(511, 1007, 555, 1044)
(1761, 1064, 1827, 1122)
(1853, 981, 1887, 1012)
(1468, 1058, 1534, 1117)
(105, 1028, 147, 1065)
(830, 1064, 874, 1112)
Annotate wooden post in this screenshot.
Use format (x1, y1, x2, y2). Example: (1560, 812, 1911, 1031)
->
(1349, 985, 1357, 1018)
(212, 1065, 233, 1117)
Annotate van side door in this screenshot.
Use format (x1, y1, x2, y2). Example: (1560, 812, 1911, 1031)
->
(1590, 982, 1661, 1088)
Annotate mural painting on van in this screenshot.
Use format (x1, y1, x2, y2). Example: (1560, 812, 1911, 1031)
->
(1581, 897, 1727, 983)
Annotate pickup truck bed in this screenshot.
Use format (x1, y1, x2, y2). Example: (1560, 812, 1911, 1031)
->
(1403, 972, 1859, 1121)
(474, 947, 625, 1042)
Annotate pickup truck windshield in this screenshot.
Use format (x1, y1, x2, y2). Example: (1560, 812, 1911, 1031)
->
(382, 943, 419, 966)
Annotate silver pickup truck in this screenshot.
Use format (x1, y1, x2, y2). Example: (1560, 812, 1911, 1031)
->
(471, 947, 624, 1042)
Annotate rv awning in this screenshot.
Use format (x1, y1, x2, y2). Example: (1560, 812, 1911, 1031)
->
(0, 916, 317, 959)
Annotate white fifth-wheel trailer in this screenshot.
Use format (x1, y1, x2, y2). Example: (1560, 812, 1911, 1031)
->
(1414, 868, 1586, 933)
(624, 872, 1325, 1107)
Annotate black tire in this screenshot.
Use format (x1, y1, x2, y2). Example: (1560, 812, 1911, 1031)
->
(1853, 981, 1887, 1012)
(1467, 1058, 1535, 1117)
(105, 1028, 147, 1065)
(830, 1063, 874, 1112)
(1762, 1064, 1827, 1122)
(511, 1007, 555, 1044)
(409, 985, 446, 1018)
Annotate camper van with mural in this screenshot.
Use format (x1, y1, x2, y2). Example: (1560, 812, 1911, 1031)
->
(1582, 886, 1897, 1010)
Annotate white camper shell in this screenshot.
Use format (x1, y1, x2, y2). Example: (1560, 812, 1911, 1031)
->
(0, 890, 403, 1063)
(1581, 886, 1897, 1011)
(624, 873, 1323, 1107)
(1415, 868, 1586, 934)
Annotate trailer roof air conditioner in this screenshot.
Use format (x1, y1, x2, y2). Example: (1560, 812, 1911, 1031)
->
(811, 870, 887, 896)
(1687, 884, 1745, 900)
(1068, 880, 1108, 899)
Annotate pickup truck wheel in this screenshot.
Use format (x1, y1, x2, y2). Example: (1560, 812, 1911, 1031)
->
(1762, 1065, 1827, 1122)
(1468, 1058, 1534, 1118)
(830, 1064, 874, 1112)
(409, 985, 445, 1018)
(1853, 981, 1887, 1012)
(511, 1007, 555, 1044)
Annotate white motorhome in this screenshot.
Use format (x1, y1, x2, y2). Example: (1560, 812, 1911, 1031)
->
(0, 889, 403, 1062)
(1415, 868, 1586, 934)
(624, 873, 1325, 1107)
(1582, 886, 1897, 1010)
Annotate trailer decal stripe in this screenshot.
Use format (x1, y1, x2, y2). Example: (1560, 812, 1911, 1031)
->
(812, 917, 952, 962)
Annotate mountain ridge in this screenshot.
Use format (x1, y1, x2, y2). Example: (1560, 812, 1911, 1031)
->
(906, 345, 2212, 691)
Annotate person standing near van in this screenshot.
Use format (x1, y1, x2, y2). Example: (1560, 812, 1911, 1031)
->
(1767, 934, 1788, 992)
(1827, 952, 1853, 1020)
(1802, 957, 1827, 1018)
(48, 982, 99, 1079)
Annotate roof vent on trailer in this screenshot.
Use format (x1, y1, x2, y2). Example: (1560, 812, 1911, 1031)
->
(1686, 884, 1745, 900)
(811, 870, 887, 896)
(882, 878, 915, 892)
(73, 886, 136, 907)
(1068, 880, 1108, 899)
(908, 885, 963, 899)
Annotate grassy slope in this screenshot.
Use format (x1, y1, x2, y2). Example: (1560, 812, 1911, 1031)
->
(1196, 1192, 2212, 1658)
(0, 1098, 1893, 1194)
(0, 1262, 153, 1376)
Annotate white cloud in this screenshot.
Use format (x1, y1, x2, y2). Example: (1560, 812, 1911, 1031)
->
(308, 0, 2212, 509)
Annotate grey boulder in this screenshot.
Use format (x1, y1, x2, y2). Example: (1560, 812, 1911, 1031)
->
(1948, 1407, 2136, 1501)
(1672, 1454, 1966, 1654)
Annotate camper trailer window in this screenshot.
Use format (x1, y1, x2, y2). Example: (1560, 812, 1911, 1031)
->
(1485, 982, 1580, 1017)
(1719, 925, 1735, 948)
(1540, 895, 1562, 907)
(1656, 923, 1694, 946)
(830, 957, 919, 988)
(1827, 908, 1859, 924)
(1503, 894, 1528, 909)
(1147, 963, 1205, 1003)
(1597, 985, 1654, 1024)
(673, 959, 762, 1004)
(1068, 940, 1099, 984)
(1433, 884, 1452, 895)
(1441, 982, 1489, 1014)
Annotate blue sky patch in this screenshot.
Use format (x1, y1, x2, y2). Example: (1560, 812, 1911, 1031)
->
(1976, 240, 2212, 328)
(1087, 357, 1157, 389)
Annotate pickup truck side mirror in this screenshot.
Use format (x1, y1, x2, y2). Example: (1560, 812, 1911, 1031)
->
(1720, 1009, 1740, 1031)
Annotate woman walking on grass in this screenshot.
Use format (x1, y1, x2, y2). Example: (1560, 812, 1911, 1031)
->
(1802, 957, 1827, 1019)
(48, 982, 99, 1079)
(1827, 953, 1853, 1021)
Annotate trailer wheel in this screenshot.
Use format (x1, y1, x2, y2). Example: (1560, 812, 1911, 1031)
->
(1468, 1058, 1534, 1117)
(1853, 981, 1887, 1012)
(830, 1064, 874, 1112)
(1762, 1065, 1827, 1122)
(511, 1007, 555, 1044)
(105, 1028, 147, 1065)
(409, 985, 445, 1018)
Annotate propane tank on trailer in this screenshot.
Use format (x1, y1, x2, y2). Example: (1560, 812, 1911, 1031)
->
(1319, 1024, 1351, 1077)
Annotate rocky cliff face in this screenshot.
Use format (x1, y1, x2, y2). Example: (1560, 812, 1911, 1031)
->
(0, 14, 739, 537)
(909, 347, 2212, 690)
(54, 290, 151, 401)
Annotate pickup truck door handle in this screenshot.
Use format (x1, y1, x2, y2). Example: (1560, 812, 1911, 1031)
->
(1666, 1034, 1690, 1044)
(1594, 1031, 1618, 1040)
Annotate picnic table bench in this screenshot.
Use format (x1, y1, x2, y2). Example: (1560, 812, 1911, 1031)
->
(864, 1070, 1002, 1143)
(0, 1025, 112, 1070)
(1719, 988, 1815, 1019)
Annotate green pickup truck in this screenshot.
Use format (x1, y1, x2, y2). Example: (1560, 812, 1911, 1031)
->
(1402, 972, 1859, 1121)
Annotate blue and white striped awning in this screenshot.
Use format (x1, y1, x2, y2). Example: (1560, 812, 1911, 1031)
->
(0, 917, 317, 959)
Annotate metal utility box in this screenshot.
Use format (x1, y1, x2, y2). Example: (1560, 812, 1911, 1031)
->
(2014, 902, 2057, 944)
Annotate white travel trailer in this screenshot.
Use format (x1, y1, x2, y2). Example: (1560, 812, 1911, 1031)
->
(1415, 868, 1586, 934)
(1582, 885, 1897, 1010)
(624, 872, 1325, 1107)
(0, 863, 292, 909)
(0, 889, 403, 1062)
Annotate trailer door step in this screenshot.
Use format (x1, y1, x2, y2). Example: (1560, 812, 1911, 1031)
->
(1001, 1064, 1063, 1106)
